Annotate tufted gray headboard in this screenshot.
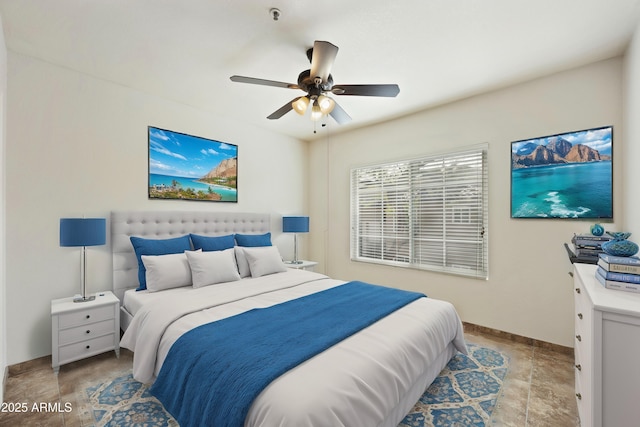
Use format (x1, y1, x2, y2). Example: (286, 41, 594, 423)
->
(111, 210, 270, 304)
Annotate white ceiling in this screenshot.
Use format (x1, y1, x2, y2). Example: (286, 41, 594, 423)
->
(1, 0, 639, 141)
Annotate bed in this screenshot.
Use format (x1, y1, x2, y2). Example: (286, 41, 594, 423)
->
(113, 210, 466, 427)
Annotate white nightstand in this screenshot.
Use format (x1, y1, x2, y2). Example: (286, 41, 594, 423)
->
(284, 260, 318, 271)
(51, 291, 120, 373)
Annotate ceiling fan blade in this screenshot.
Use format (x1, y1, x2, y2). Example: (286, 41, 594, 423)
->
(329, 101, 351, 125)
(267, 98, 299, 120)
(332, 84, 400, 97)
(230, 75, 299, 90)
(310, 41, 339, 84)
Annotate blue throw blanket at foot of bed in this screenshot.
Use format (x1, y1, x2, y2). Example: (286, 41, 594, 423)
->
(150, 280, 425, 427)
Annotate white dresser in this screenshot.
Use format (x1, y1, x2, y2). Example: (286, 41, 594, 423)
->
(51, 291, 120, 373)
(573, 264, 640, 427)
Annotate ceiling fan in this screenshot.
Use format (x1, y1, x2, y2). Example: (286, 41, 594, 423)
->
(230, 40, 400, 125)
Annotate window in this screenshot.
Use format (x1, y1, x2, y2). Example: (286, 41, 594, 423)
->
(350, 147, 488, 279)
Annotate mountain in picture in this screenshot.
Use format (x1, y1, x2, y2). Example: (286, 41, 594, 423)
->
(511, 136, 610, 169)
(199, 157, 237, 188)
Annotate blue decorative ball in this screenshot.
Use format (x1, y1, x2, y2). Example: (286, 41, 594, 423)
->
(590, 223, 604, 236)
(602, 232, 639, 257)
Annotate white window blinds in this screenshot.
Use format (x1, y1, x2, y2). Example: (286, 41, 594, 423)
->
(350, 147, 488, 279)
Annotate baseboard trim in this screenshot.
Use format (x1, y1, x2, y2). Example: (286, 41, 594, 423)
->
(2, 365, 7, 398)
(463, 322, 574, 356)
(7, 355, 50, 377)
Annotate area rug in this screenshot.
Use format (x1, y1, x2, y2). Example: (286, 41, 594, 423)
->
(85, 343, 507, 427)
(399, 343, 509, 427)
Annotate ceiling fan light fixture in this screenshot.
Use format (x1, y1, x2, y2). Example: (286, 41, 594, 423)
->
(230, 40, 399, 128)
(292, 96, 310, 115)
(317, 95, 335, 114)
(310, 101, 323, 122)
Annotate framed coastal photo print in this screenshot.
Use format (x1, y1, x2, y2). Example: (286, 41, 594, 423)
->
(511, 126, 612, 219)
(148, 126, 238, 202)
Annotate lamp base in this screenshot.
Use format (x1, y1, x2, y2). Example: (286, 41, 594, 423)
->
(73, 295, 96, 303)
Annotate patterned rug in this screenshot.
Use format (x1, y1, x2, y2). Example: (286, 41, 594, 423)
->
(86, 343, 507, 427)
(399, 344, 509, 426)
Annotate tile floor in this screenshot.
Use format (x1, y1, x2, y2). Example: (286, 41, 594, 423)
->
(465, 329, 579, 426)
(0, 327, 579, 426)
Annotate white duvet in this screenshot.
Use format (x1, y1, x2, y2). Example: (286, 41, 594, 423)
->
(120, 269, 466, 427)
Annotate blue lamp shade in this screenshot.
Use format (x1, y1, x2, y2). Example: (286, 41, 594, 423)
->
(60, 218, 106, 247)
(282, 216, 309, 233)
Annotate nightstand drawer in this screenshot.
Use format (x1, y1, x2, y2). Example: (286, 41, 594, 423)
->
(58, 305, 114, 329)
(58, 334, 116, 365)
(58, 319, 116, 346)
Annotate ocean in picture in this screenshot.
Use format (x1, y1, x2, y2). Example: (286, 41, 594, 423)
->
(149, 173, 237, 202)
(511, 161, 612, 218)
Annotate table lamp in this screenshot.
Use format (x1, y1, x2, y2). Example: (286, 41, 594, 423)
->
(60, 218, 106, 302)
(282, 216, 309, 264)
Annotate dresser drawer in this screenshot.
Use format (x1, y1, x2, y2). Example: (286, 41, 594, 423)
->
(58, 319, 115, 346)
(574, 343, 590, 396)
(575, 370, 590, 427)
(574, 283, 588, 312)
(575, 313, 592, 351)
(58, 334, 116, 365)
(58, 305, 114, 329)
(574, 341, 586, 371)
(575, 363, 583, 399)
(575, 297, 592, 357)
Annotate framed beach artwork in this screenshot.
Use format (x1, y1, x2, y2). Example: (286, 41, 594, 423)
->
(148, 126, 238, 202)
(511, 126, 613, 219)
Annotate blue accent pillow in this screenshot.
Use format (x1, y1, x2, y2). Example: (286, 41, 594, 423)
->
(234, 232, 272, 247)
(190, 234, 235, 252)
(130, 235, 192, 291)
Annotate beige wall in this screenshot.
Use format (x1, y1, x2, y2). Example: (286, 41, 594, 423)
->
(624, 19, 640, 238)
(309, 58, 624, 347)
(4, 52, 309, 364)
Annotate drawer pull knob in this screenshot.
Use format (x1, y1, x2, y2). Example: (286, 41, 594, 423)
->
(86, 330, 91, 334)
(86, 315, 91, 319)
(576, 335, 582, 342)
(85, 345, 90, 350)
(578, 313, 583, 319)
(575, 364, 582, 371)
(575, 288, 581, 294)
(576, 393, 582, 400)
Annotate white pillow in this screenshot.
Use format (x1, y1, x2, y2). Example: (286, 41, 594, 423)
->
(142, 251, 193, 292)
(234, 246, 251, 278)
(186, 248, 241, 288)
(243, 246, 287, 278)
